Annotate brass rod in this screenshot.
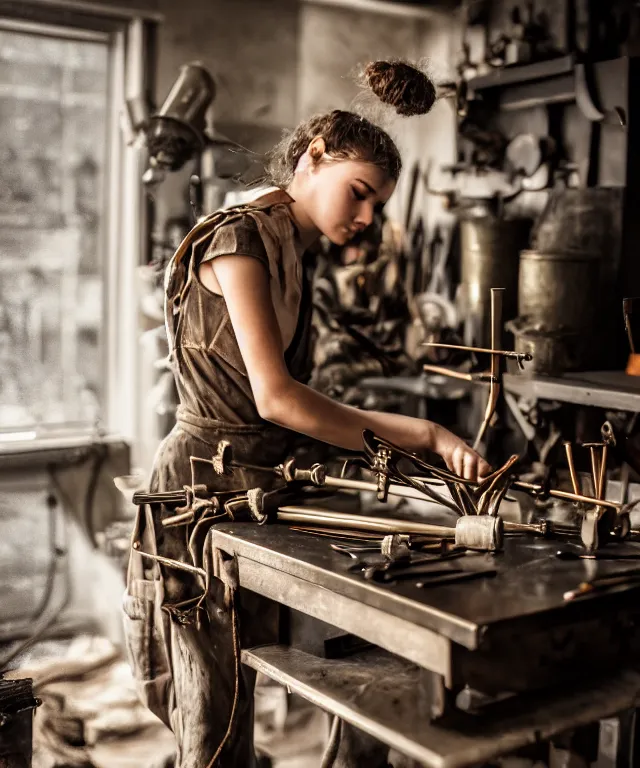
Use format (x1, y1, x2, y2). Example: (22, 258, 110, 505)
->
(278, 506, 457, 537)
(162, 510, 195, 528)
(422, 342, 532, 361)
(473, 289, 503, 451)
(599, 445, 608, 501)
(279, 506, 550, 537)
(133, 546, 207, 578)
(489, 288, 503, 379)
(513, 482, 619, 511)
(589, 447, 602, 500)
(563, 442, 582, 496)
(324, 475, 439, 501)
(422, 365, 475, 382)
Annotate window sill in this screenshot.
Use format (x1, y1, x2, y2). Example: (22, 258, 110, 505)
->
(0, 431, 128, 467)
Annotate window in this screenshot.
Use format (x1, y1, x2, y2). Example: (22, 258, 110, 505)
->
(0, 7, 154, 446)
(0, 26, 109, 434)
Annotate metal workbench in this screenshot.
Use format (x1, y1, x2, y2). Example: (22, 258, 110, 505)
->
(210, 520, 640, 768)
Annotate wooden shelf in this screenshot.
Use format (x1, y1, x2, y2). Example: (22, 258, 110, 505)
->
(243, 644, 640, 768)
(504, 370, 640, 412)
(468, 55, 575, 92)
(467, 55, 578, 111)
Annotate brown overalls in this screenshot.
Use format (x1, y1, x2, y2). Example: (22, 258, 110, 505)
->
(123, 189, 393, 768)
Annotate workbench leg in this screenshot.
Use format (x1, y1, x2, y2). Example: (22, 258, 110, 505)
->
(319, 716, 391, 768)
(419, 670, 457, 721)
(598, 710, 640, 768)
(550, 724, 600, 768)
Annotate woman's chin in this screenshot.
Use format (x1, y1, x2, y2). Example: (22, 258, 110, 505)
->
(325, 227, 352, 246)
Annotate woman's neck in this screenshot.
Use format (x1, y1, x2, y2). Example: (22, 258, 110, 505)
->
(285, 180, 320, 250)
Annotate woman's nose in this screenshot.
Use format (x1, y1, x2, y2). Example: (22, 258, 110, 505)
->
(354, 203, 374, 229)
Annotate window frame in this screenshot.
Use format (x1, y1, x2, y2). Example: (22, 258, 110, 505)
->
(0, 2, 159, 457)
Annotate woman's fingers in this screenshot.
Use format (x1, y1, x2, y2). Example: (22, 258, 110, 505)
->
(452, 446, 492, 482)
(462, 452, 478, 481)
(452, 450, 464, 478)
(438, 432, 492, 483)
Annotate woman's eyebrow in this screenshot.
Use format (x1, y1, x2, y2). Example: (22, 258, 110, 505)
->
(356, 178, 377, 195)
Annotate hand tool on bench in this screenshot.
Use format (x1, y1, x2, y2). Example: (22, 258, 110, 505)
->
(563, 567, 640, 601)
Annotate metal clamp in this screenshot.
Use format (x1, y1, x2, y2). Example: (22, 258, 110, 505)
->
(212, 440, 233, 475)
(372, 447, 392, 502)
(276, 457, 327, 486)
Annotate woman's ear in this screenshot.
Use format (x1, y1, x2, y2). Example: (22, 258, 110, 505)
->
(307, 136, 326, 163)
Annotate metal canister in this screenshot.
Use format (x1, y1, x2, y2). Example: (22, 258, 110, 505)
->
(511, 249, 602, 374)
(459, 216, 531, 347)
(505, 319, 581, 375)
(518, 250, 601, 331)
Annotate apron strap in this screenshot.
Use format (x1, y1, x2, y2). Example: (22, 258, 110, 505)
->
(126, 502, 160, 584)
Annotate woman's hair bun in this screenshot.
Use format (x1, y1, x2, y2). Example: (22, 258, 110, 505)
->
(364, 60, 436, 117)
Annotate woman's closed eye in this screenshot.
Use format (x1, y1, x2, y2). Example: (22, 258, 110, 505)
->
(351, 186, 367, 201)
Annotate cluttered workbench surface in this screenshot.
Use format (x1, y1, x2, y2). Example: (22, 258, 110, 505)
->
(211, 516, 640, 767)
(211, 518, 640, 650)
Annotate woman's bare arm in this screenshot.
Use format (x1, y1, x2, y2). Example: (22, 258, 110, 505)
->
(205, 256, 490, 480)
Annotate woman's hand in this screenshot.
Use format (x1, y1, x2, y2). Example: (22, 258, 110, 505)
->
(430, 424, 492, 482)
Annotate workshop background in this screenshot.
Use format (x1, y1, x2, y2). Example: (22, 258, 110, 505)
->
(2, 0, 640, 767)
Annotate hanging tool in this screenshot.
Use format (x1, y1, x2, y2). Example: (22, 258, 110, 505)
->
(403, 162, 426, 303)
(424, 224, 449, 296)
(574, 62, 626, 127)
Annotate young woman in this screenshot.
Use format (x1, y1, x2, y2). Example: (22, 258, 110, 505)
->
(124, 62, 491, 768)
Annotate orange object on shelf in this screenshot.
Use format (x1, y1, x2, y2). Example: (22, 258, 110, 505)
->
(626, 354, 640, 376)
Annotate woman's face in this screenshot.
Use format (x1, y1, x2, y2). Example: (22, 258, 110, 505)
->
(306, 157, 396, 246)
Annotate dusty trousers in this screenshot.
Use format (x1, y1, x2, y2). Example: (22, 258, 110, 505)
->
(122, 418, 392, 767)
